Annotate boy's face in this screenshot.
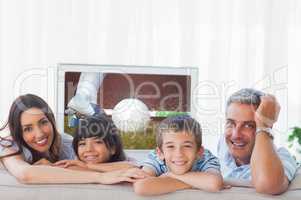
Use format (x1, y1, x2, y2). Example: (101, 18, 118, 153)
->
(157, 131, 203, 175)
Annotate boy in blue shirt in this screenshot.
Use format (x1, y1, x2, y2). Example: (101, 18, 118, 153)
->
(134, 115, 223, 196)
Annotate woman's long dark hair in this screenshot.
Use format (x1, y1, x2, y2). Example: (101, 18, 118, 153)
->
(0, 94, 61, 163)
(72, 115, 126, 162)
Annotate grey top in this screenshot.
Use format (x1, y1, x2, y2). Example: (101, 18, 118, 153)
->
(0, 133, 75, 163)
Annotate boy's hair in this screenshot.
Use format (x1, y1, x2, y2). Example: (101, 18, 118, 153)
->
(72, 114, 126, 162)
(156, 115, 202, 150)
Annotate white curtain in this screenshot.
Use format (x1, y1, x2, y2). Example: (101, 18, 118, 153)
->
(0, 0, 300, 153)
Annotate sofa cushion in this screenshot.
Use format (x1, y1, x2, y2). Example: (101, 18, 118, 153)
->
(0, 167, 300, 200)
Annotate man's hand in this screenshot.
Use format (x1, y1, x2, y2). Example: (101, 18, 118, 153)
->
(255, 95, 280, 128)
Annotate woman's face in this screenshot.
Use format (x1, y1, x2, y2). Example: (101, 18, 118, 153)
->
(77, 137, 114, 164)
(21, 108, 54, 153)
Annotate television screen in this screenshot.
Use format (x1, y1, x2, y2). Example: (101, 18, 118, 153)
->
(57, 64, 198, 149)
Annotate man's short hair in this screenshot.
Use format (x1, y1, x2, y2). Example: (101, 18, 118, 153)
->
(156, 115, 202, 150)
(226, 88, 265, 110)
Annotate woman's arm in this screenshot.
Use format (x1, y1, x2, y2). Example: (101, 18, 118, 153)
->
(1, 153, 135, 184)
(54, 159, 135, 172)
(86, 161, 135, 172)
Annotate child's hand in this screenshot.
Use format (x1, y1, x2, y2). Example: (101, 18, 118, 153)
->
(122, 168, 151, 181)
(33, 158, 52, 165)
(162, 171, 178, 179)
(115, 168, 151, 183)
(223, 184, 232, 190)
(52, 159, 87, 169)
(101, 168, 150, 184)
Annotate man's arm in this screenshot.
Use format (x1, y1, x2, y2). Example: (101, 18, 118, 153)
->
(251, 95, 288, 195)
(251, 133, 288, 194)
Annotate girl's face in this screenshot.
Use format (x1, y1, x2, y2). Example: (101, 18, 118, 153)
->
(21, 108, 54, 153)
(77, 137, 115, 164)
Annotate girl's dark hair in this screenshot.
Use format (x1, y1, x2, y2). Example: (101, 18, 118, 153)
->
(0, 94, 61, 163)
(72, 115, 126, 162)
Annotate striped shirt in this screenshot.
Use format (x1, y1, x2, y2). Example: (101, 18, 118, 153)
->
(217, 136, 298, 183)
(142, 149, 221, 176)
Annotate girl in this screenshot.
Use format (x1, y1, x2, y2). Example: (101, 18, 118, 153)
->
(0, 94, 148, 184)
(54, 115, 137, 172)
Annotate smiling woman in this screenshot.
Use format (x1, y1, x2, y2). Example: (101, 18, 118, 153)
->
(0, 94, 72, 164)
(20, 108, 56, 159)
(0, 94, 146, 185)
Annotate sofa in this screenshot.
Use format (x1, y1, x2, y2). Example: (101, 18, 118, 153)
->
(0, 150, 300, 200)
(0, 155, 301, 200)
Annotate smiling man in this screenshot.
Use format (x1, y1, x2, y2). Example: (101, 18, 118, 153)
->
(218, 88, 298, 195)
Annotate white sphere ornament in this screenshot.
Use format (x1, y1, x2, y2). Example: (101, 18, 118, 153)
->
(112, 98, 150, 132)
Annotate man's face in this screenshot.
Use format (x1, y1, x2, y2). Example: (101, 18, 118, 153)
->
(225, 102, 257, 166)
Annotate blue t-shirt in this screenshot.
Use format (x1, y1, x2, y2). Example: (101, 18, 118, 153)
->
(217, 136, 298, 183)
(142, 149, 221, 176)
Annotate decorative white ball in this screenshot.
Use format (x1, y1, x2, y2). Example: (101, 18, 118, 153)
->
(112, 98, 150, 132)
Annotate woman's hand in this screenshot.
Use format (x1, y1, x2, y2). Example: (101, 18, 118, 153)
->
(33, 158, 52, 165)
(52, 159, 88, 169)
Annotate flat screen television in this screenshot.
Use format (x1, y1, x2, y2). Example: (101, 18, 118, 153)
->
(55, 63, 199, 149)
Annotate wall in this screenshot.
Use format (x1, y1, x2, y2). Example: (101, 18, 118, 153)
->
(0, 0, 298, 154)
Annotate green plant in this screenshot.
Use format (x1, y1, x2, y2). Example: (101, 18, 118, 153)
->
(288, 127, 301, 150)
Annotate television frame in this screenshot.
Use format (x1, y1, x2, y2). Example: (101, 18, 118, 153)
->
(55, 63, 199, 134)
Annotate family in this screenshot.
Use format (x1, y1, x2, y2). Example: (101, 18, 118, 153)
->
(0, 88, 299, 196)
